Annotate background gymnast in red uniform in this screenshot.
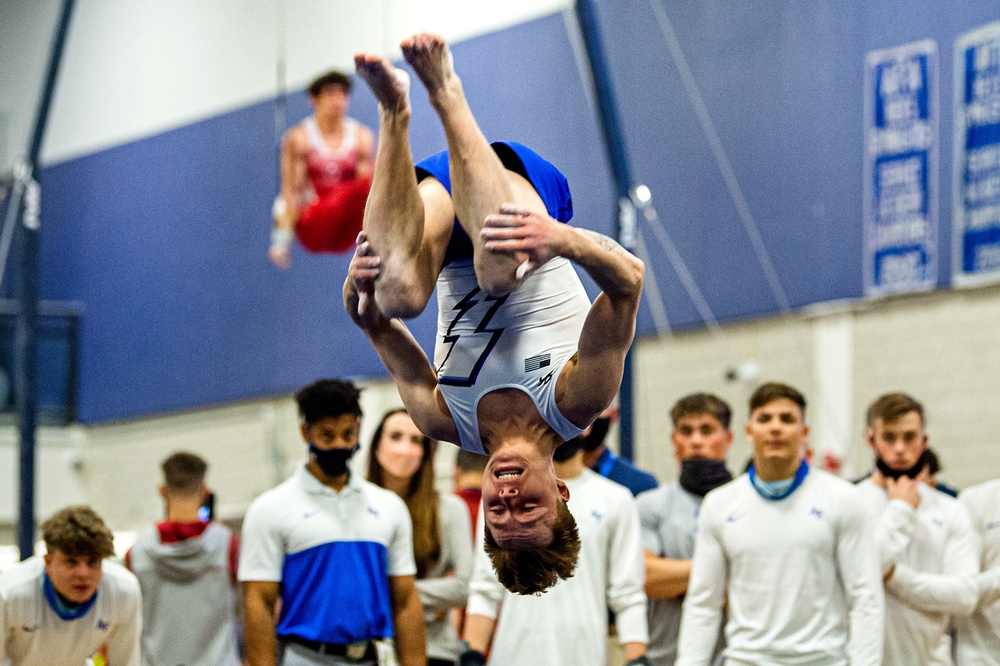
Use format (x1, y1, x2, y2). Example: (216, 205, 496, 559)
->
(269, 71, 375, 268)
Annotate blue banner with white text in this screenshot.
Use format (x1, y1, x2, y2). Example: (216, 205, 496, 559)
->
(953, 23, 1000, 286)
(863, 40, 938, 296)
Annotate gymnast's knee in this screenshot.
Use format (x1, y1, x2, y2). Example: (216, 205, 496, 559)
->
(473, 257, 519, 298)
(374, 274, 433, 320)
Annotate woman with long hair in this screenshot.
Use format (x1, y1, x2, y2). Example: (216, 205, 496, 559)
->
(367, 408, 472, 666)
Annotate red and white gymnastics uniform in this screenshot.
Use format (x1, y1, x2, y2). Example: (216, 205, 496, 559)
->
(295, 116, 371, 254)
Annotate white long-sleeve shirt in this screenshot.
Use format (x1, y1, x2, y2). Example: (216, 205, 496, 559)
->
(857, 479, 979, 666)
(0, 556, 142, 666)
(677, 469, 884, 666)
(466, 468, 648, 666)
(637, 482, 724, 666)
(955, 479, 1000, 666)
(415, 493, 473, 662)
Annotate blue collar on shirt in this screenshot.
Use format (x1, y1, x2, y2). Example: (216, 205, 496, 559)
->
(748, 460, 810, 501)
(43, 572, 97, 620)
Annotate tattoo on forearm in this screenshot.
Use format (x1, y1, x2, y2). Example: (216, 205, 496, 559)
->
(580, 229, 626, 255)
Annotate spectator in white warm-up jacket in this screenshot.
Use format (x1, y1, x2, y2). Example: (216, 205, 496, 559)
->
(857, 392, 979, 666)
(677, 382, 884, 666)
(955, 478, 1000, 665)
(0, 506, 141, 666)
(638, 393, 735, 666)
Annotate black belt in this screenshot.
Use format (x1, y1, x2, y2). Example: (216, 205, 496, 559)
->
(283, 635, 375, 660)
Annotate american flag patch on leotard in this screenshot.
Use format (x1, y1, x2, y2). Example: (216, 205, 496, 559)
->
(524, 354, 551, 372)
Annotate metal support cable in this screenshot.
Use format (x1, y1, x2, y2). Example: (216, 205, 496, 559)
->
(631, 231, 672, 336)
(0, 171, 26, 295)
(639, 202, 723, 336)
(648, 0, 791, 313)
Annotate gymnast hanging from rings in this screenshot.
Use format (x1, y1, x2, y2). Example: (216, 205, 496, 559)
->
(343, 33, 644, 595)
(269, 71, 375, 268)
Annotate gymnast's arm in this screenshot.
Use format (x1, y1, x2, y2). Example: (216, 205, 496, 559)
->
(481, 207, 643, 421)
(344, 242, 459, 444)
(278, 128, 307, 231)
(269, 128, 308, 268)
(560, 227, 644, 405)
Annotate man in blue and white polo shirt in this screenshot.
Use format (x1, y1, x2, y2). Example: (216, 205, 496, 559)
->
(240, 379, 426, 666)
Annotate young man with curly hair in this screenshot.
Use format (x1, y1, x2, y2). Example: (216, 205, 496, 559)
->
(462, 435, 649, 666)
(0, 505, 141, 665)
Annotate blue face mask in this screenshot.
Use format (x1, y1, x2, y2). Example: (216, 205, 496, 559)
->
(309, 444, 358, 478)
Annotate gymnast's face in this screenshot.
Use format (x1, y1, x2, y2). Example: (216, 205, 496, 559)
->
(44, 549, 103, 604)
(672, 413, 733, 462)
(310, 84, 349, 120)
(746, 398, 809, 468)
(482, 438, 570, 548)
(867, 410, 927, 471)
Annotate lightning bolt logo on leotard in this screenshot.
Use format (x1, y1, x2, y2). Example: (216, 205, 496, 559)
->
(437, 286, 508, 387)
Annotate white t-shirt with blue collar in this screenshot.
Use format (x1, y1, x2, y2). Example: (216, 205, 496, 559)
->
(0, 556, 141, 666)
(678, 469, 884, 666)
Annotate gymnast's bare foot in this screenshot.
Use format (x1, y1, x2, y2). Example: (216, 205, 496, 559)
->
(401, 33, 460, 107)
(354, 52, 410, 114)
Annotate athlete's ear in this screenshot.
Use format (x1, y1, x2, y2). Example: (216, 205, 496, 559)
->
(670, 430, 683, 463)
(157, 484, 167, 500)
(557, 479, 570, 502)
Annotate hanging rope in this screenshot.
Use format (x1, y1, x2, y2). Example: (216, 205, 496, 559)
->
(273, 0, 288, 193)
(631, 230, 672, 335)
(648, 0, 792, 313)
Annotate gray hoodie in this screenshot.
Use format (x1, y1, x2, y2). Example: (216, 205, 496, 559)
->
(129, 522, 240, 666)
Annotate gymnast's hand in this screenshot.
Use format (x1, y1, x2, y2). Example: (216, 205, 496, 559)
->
(481, 204, 570, 281)
(343, 232, 387, 330)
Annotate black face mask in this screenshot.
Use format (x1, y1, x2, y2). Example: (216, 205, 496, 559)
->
(875, 449, 929, 480)
(553, 436, 584, 462)
(309, 444, 358, 478)
(581, 417, 611, 452)
(679, 459, 732, 497)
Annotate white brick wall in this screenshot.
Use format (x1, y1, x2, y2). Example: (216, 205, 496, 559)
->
(851, 286, 1000, 489)
(634, 313, 815, 484)
(634, 282, 1000, 490)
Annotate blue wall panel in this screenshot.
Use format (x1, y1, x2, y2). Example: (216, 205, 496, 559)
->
(41, 5, 999, 423)
(39, 99, 400, 422)
(595, 0, 998, 329)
